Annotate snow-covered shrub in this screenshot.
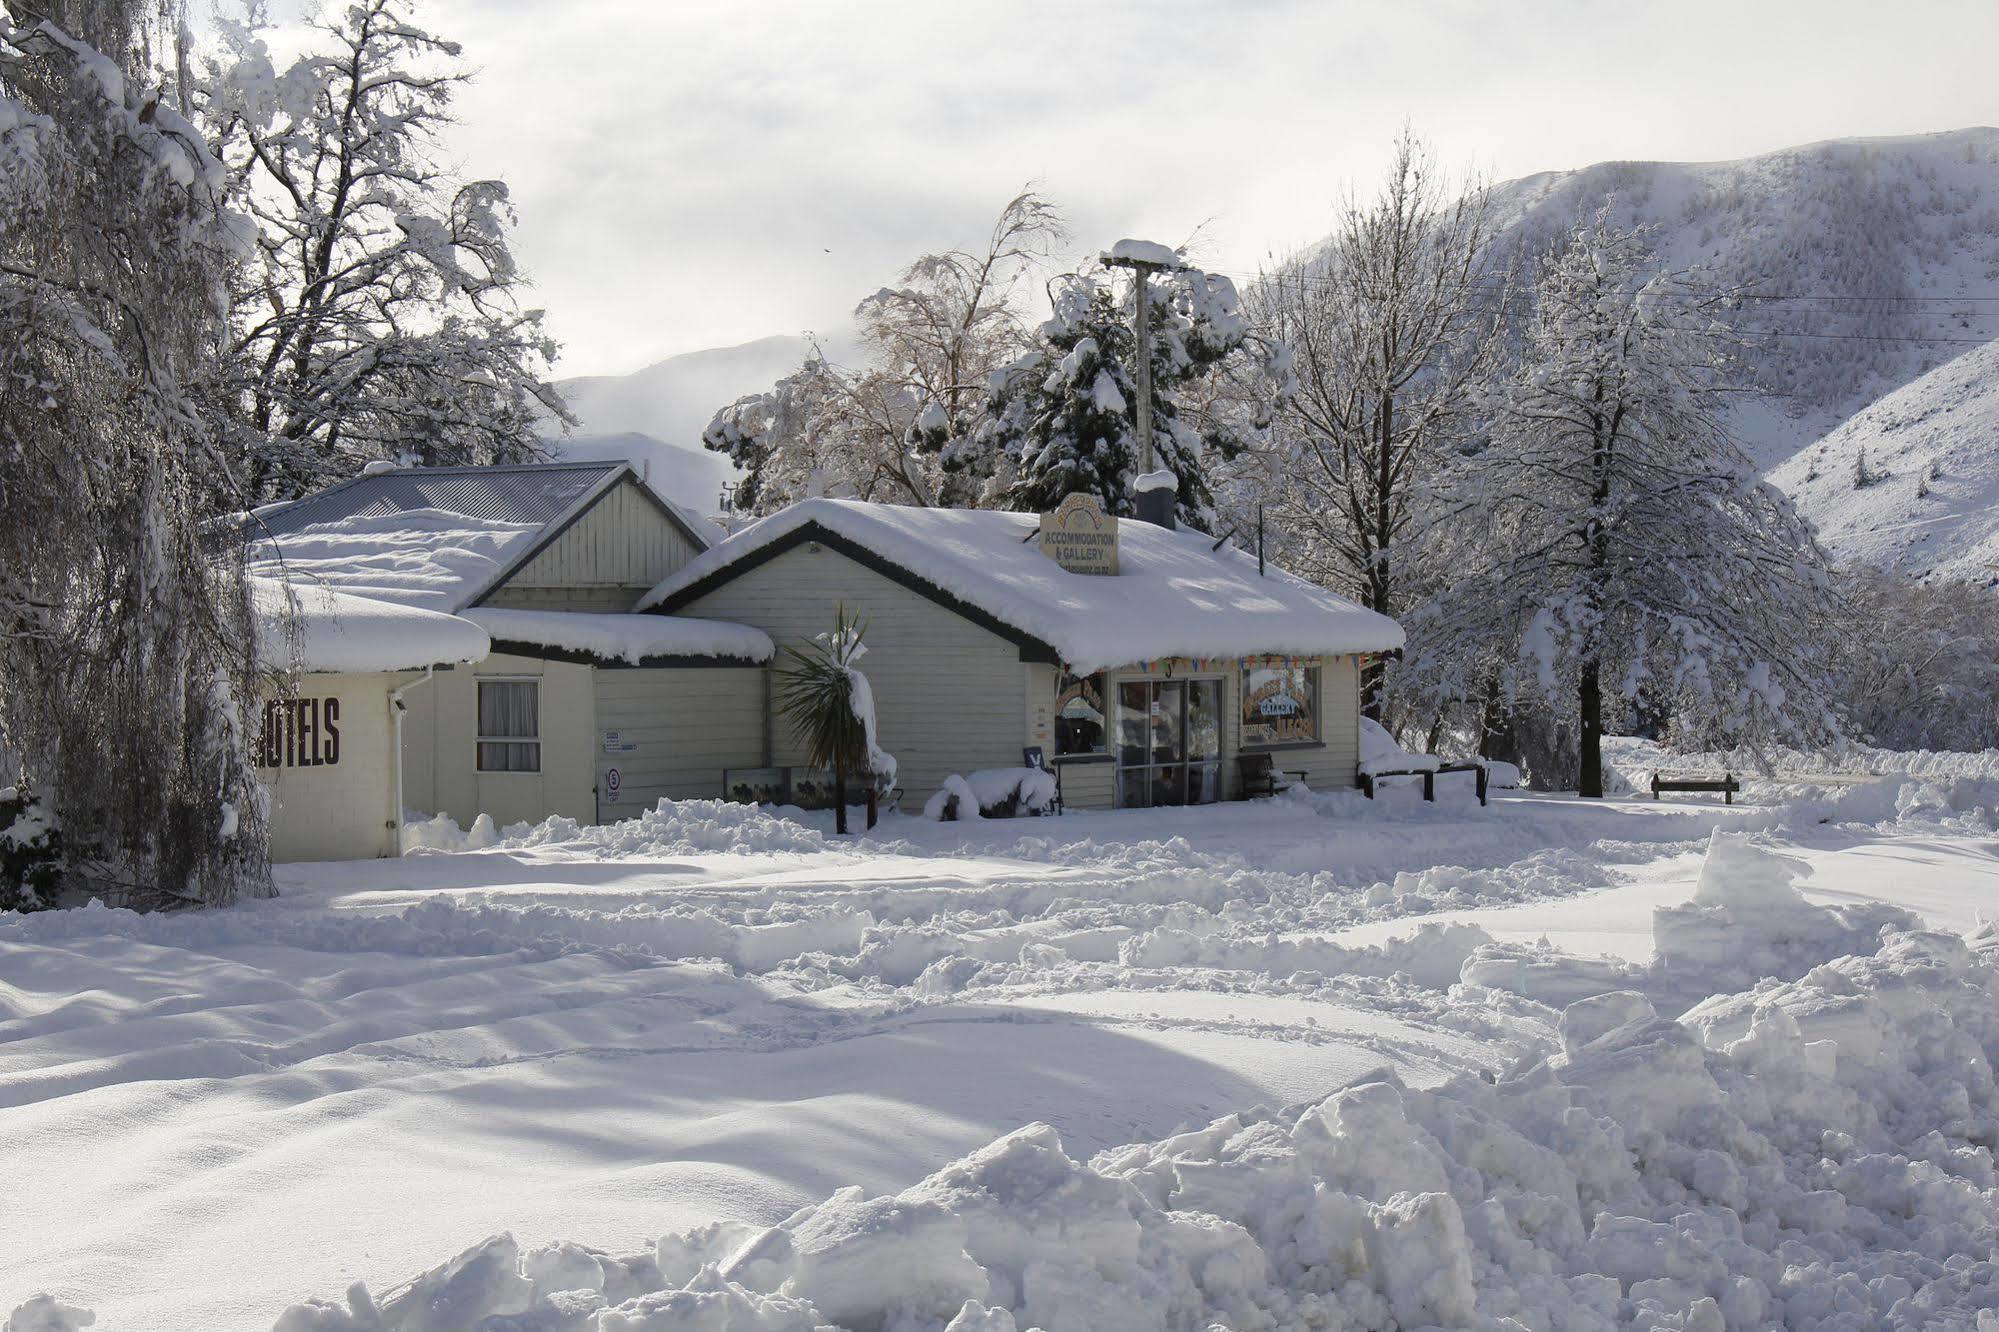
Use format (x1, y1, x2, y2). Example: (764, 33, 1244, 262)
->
(923, 768, 1057, 821)
(0, 786, 60, 912)
(1833, 565, 1999, 751)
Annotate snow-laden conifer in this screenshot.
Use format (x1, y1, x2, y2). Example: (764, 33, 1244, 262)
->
(970, 257, 1282, 528)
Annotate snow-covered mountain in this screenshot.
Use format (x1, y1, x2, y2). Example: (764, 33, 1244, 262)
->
(1771, 338, 1999, 583)
(558, 131, 1999, 550)
(1478, 127, 1999, 467)
(546, 334, 815, 512)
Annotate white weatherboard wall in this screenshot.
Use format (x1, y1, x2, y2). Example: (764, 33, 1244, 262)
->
(258, 672, 409, 862)
(592, 667, 767, 811)
(481, 477, 703, 613)
(674, 543, 1027, 802)
(402, 652, 597, 828)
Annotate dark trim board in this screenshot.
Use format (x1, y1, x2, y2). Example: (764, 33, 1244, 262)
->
(647, 522, 1064, 665)
(484, 639, 768, 670)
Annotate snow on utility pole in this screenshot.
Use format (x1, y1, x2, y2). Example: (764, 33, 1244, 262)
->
(1102, 240, 1183, 476)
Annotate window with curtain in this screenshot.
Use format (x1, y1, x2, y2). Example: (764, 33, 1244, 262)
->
(477, 679, 541, 772)
(1240, 664, 1319, 746)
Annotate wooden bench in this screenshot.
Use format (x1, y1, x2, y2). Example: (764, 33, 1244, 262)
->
(1362, 762, 1489, 807)
(1238, 752, 1306, 798)
(1651, 771, 1739, 804)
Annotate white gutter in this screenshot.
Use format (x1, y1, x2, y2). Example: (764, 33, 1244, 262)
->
(387, 667, 434, 858)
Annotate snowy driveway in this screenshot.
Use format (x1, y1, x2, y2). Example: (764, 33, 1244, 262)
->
(4, 783, 1995, 1328)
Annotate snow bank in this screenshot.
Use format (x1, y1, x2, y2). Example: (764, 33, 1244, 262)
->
(1467, 832, 1924, 1009)
(1604, 734, 1999, 792)
(639, 499, 1402, 673)
(464, 608, 772, 664)
(257, 911, 1999, 1330)
(2, 1295, 93, 1331)
(1357, 717, 1442, 777)
(923, 769, 1057, 821)
(252, 578, 489, 674)
(404, 798, 836, 859)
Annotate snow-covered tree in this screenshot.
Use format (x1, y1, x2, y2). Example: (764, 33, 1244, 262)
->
(1440, 210, 1838, 796)
(969, 255, 1284, 528)
(706, 190, 1064, 515)
(0, 1, 270, 907)
(201, 0, 569, 502)
(1248, 131, 1504, 713)
(1833, 566, 1999, 752)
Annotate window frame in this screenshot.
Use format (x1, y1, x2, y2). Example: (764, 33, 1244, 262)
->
(475, 676, 543, 774)
(1239, 663, 1321, 750)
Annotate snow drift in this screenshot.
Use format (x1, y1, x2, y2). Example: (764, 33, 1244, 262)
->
(162, 831, 1999, 1331)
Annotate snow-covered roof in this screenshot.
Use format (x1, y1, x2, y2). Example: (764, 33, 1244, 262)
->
(245, 508, 546, 612)
(252, 578, 490, 674)
(639, 499, 1404, 673)
(464, 608, 772, 665)
(240, 461, 711, 611)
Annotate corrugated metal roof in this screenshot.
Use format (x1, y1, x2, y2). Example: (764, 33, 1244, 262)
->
(254, 462, 623, 537)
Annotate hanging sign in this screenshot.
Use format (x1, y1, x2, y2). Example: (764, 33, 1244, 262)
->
(1039, 493, 1120, 576)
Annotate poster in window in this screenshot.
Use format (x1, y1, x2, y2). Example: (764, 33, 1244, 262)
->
(1241, 665, 1318, 746)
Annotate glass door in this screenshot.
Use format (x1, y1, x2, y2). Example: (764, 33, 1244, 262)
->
(1116, 679, 1222, 808)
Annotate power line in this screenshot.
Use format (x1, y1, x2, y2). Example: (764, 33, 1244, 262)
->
(1223, 269, 1999, 304)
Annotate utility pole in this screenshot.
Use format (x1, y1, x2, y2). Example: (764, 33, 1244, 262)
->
(1130, 265, 1155, 473)
(1101, 242, 1182, 476)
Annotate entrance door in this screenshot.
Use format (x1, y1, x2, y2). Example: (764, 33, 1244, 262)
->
(1116, 678, 1222, 808)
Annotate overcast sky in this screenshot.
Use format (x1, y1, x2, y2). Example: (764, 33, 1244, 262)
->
(422, 0, 1999, 379)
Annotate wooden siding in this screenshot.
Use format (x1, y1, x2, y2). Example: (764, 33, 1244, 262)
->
(675, 543, 1026, 804)
(260, 672, 409, 861)
(498, 477, 701, 600)
(480, 584, 640, 613)
(399, 652, 597, 827)
(592, 668, 766, 810)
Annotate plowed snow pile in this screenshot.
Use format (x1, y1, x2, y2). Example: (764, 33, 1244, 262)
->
(227, 835, 1999, 1332)
(10, 783, 1999, 1330)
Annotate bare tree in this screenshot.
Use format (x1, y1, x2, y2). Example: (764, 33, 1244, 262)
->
(202, 0, 570, 502)
(1252, 130, 1504, 715)
(0, 0, 270, 907)
(1441, 210, 1839, 797)
(706, 189, 1065, 514)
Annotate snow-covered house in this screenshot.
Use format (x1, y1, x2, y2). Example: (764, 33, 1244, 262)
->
(246, 464, 1402, 860)
(245, 462, 773, 857)
(637, 498, 1404, 810)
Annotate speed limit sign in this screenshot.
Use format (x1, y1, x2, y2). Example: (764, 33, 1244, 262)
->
(604, 767, 622, 801)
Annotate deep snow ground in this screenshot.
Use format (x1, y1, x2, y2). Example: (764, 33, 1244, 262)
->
(5, 776, 1999, 1329)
